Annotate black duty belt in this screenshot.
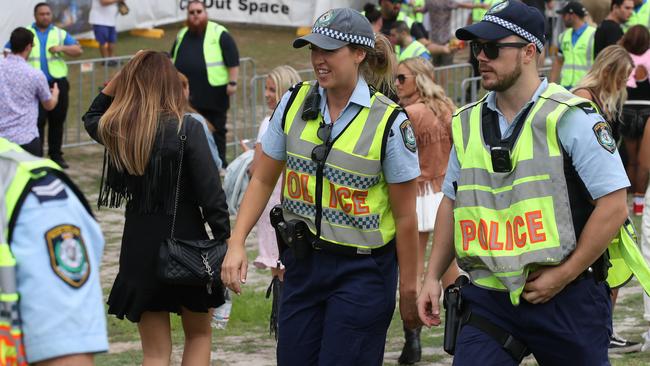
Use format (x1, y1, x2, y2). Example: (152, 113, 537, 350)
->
(310, 237, 396, 258)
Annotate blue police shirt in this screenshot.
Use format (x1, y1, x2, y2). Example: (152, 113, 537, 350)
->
(571, 22, 589, 46)
(11, 175, 108, 363)
(4, 24, 77, 81)
(442, 78, 630, 201)
(261, 77, 421, 183)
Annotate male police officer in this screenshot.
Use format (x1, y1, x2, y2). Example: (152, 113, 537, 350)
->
(0, 137, 107, 364)
(550, 2, 596, 90)
(29, 3, 82, 168)
(172, 0, 240, 167)
(417, 1, 630, 364)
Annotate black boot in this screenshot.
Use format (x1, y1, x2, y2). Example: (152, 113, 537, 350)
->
(398, 326, 422, 365)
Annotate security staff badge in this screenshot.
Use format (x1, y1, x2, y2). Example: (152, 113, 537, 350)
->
(400, 120, 417, 153)
(593, 121, 616, 154)
(45, 225, 90, 288)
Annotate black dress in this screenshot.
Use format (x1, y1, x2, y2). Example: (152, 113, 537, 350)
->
(83, 93, 230, 322)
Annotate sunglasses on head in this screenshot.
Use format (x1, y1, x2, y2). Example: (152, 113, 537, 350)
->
(470, 41, 530, 60)
(395, 74, 415, 84)
(189, 9, 203, 15)
(311, 121, 333, 165)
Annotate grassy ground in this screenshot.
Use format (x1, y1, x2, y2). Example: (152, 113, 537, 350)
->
(60, 22, 650, 365)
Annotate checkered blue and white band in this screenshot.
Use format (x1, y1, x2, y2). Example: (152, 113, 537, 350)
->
(483, 15, 544, 51)
(312, 26, 375, 48)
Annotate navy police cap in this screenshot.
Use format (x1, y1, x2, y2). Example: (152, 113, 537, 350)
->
(456, 0, 546, 52)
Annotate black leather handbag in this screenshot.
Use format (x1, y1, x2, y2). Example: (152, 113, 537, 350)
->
(157, 134, 227, 294)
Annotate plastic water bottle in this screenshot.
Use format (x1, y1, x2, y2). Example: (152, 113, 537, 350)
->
(211, 289, 232, 329)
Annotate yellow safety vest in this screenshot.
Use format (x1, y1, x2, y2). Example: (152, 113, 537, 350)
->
(398, 40, 430, 61)
(173, 21, 229, 87)
(281, 81, 401, 250)
(27, 25, 69, 79)
(623, 0, 650, 30)
(402, 0, 425, 23)
(472, 0, 495, 22)
(559, 26, 596, 89)
(452, 83, 650, 304)
(0, 138, 62, 365)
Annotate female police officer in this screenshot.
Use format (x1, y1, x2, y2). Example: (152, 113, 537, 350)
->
(221, 8, 421, 365)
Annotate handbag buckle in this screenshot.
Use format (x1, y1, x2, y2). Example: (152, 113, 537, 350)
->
(202, 252, 214, 295)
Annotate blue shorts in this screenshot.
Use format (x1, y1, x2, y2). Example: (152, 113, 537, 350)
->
(93, 25, 117, 45)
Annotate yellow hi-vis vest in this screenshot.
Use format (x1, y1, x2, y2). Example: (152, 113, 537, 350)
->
(398, 40, 430, 61)
(453, 84, 594, 305)
(173, 21, 229, 87)
(27, 26, 69, 79)
(281, 81, 400, 251)
(402, 0, 425, 23)
(623, 0, 650, 31)
(452, 83, 650, 304)
(559, 26, 596, 88)
(0, 138, 62, 365)
(472, 0, 494, 22)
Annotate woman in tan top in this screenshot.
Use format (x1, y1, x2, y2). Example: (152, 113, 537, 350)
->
(395, 56, 460, 363)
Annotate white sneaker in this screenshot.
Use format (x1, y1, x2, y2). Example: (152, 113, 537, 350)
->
(642, 330, 650, 352)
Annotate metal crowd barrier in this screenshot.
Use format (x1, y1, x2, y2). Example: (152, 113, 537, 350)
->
(434, 63, 474, 107)
(240, 68, 314, 157)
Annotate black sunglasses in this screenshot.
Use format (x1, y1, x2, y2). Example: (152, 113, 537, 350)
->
(470, 41, 530, 60)
(311, 121, 333, 165)
(189, 9, 203, 15)
(395, 74, 415, 84)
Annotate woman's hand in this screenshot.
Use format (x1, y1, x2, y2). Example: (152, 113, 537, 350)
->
(221, 239, 248, 295)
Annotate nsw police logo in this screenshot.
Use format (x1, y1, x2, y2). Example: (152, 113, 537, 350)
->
(400, 120, 417, 153)
(315, 10, 336, 27)
(487, 1, 509, 14)
(592, 121, 616, 154)
(45, 225, 90, 288)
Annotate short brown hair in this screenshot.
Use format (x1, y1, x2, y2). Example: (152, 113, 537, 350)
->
(620, 25, 650, 55)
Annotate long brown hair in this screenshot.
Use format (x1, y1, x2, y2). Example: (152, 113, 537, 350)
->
(99, 51, 187, 175)
(399, 57, 456, 119)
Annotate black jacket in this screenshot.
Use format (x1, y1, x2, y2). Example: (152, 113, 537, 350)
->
(82, 93, 230, 241)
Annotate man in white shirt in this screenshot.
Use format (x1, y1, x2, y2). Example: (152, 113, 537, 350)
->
(88, 0, 120, 60)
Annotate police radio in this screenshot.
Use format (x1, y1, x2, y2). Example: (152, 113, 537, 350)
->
(301, 85, 321, 121)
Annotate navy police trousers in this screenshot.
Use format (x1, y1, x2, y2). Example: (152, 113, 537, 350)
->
(454, 276, 612, 365)
(276, 246, 398, 366)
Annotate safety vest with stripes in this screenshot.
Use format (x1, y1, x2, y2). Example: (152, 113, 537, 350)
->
(623, 0, 650, 30)
(0, 138, 64, 365)
(27, 26, 69, 79)
(281, 81, 401, 250)
(452, 83, 650, 304)
(398, 40, 430, 61)
(452, 84, 595, 305)
(472, 0, 495, 23)
(173, 21, 229, 87)
(559, 26, 596, 89)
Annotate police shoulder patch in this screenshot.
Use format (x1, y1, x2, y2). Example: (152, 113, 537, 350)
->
(45, 225, 90, 288)
(592, 121, 616, 154)
(400, 120, 417, 153)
